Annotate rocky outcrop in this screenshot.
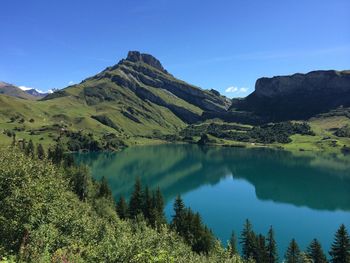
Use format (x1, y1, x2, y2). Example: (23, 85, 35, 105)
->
(125, 51, 168, 73)
(235, 70, 350, 120)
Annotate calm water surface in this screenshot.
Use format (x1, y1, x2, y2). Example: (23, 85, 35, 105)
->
(75, 144, 350, 257)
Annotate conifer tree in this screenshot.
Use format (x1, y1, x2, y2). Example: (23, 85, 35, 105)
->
(229, 231, 238, 256)
(285, 238, 302, 263)
(150, 187, 166, 227)
(98, 176, 112, 198)
(171, 195, 186, 233)
(307, 239, 327, 263)
(240, 219, 256, 260)
(170, 195, 215, 254)
(266, 225, 278, 263)
(329, 224, 350, 263)
(256, 234, 268, 263)
(128, 178, 143, 218)
(116, 196, 128, 219)
(25, 139, 35, 157)
(72, 166, 89, 201)
(50, 143, 64, 165)
(36, 143, 45, 160)
(142, 186, 152, 221)
(11, 133, 16, 147)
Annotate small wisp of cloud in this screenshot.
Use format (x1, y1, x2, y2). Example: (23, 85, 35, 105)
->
(225, 86, 248, 93)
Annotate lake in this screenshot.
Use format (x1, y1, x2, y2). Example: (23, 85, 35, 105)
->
(75, 144, 350, 258)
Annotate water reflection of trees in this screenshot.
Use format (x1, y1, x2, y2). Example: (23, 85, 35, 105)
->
(75, 145, 350, 211)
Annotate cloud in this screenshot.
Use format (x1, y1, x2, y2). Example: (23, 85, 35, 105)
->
(68, 81, 74, 85)
(225, 86, 248, 93)
(18, 85, 46, 93)
(18, 85, 32, 91)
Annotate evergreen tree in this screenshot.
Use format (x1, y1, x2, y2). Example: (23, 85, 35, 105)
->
(36, 143, 45, 160)
(149, 187, 166, 228)
(307, 239, 327, 263)
(128, 178, 144, 218)
(240, 219, 256, 260)
(229, 231, 238, 256)
(171, 195, 186, 233)
(266, 225, 278, 263)
(256, 234, 268, 263)
(11, 133, 16, 147)
(116, 196, 128, 219)
(50, 143, 64, 165)
(98, 176, 112, 198)
(171, 195, 215, 254)
(72, 166, 89, 201)
(142, 186, 152, 221)
(63, 153, 75, 167)
(329, 224, 350, 263)
(285, 238, 302, 263)
(25, 139, 35, 157)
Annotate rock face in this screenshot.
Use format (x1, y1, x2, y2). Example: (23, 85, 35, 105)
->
(125, 51, 168, 73)
(235, 70, 350, 120)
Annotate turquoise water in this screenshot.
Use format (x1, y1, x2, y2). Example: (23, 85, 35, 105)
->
(75, 144, 350, 258)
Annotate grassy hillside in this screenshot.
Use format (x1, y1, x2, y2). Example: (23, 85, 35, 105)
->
(0, 52, 232, 150)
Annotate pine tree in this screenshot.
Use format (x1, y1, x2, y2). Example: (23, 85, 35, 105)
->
(285, 238, 301, 263)
(329, 224, 350, 263)
(266, 225, 278, 263)
(128, 178, 143, 218)
(142, 186, 152, 221)
(229, 231, 238, 256)
(25, 139, 34, 157)
(11, 133, 16, 147)
(98, 176, 112, 198)
(36, 143, 45, 160)
(150, 187, 166, 228)
(307, 239, 327, 263)
(72, 166, 89, 201)
(171, 195, 186, 233)
(240, 219, 256, 260)
(256, 234, 268, 263)
(50, 143, 64, 165)
(116, 196, 128, 219)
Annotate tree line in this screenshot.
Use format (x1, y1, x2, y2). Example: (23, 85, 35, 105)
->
(118, 178, 350, 262)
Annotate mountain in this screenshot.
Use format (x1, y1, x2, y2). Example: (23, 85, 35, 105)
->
(233, 70, 350, 121)
(1, 52, 349, 152)
(0, 81, 38, 100)
(0, 51, 231, 148)
(44, 51, 231, 123)
(23, 88, 50, 98)
(0, 82, 50, 100)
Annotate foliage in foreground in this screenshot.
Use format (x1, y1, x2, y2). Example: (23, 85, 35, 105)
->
(0, 148, 244, 262)
(1, 145, 349, 262)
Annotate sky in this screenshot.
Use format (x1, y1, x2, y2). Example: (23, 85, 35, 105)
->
(0, 0, 349, 97)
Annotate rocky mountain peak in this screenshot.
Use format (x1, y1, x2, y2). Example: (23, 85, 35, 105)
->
(126, 51, 167, 73)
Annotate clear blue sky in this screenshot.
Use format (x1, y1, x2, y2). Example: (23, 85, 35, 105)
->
(1, 0, 349, 97)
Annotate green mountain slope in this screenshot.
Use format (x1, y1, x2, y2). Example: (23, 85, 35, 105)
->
(0, 51, 230, 148)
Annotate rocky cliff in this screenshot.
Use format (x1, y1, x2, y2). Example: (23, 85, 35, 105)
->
(234, 70, 350, 120)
